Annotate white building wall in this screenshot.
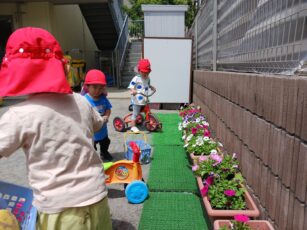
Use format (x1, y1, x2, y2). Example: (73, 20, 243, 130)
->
(142, 5, 188, 38)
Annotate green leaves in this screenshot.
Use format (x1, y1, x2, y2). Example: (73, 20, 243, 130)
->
(208, 178, 246, 210)
(122, 0, 196, 27)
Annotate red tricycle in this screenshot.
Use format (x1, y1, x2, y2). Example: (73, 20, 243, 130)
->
(113, 91, 162, 132)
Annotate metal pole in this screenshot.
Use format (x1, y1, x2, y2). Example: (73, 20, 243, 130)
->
(212, 0, 217, 71)
(195, 14, 198, 69)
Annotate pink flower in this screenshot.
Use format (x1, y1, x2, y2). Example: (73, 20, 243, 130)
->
(192, 165, 199, 171)
(191, 128, 198, 134)
(224, 189, 236, 197)
(234, 214, 250, 223)
(200, 184, 209, 197)
(198, 155, 208, 162)
(210, 153, 222, 166)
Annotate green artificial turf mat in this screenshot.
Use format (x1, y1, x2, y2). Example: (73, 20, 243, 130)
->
(152, 131, 182, 146)
(150, 113, 183, 146)
(138, 192, 209, 230)
(147, 145, 197, 193)
(156, 113, 181, 125)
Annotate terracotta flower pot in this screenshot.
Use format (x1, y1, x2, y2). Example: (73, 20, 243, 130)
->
(196, 177, 260, 218)
(213, 220, 274, 230)
(190, 153, 200, 164)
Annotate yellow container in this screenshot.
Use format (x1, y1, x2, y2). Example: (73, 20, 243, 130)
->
(64, 55, 86, 89)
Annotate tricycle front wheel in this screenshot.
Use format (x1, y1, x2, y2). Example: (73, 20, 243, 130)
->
(113, 117, 126, 132)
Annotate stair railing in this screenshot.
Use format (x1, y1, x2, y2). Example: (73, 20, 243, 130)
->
(113, 14, 129, 87)
(108, 0, 125, 34)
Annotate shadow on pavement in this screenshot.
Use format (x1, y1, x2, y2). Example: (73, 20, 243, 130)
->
(108, 188, 125, 199)
(112, 219, 136, 230)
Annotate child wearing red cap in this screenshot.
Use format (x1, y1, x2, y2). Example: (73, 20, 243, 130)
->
(0, 27, 112, 229)
(128, 58, 156, 133)
(83, 69, 113, 161)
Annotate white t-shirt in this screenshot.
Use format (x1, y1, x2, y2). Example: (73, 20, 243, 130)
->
(127, 75, 150, 105)
(0, 93, 107, 214)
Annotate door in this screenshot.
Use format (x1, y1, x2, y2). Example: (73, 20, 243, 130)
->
(0, 16, 13, 62)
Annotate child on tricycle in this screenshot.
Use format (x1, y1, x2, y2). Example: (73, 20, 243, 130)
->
(113, 59, 162, 133)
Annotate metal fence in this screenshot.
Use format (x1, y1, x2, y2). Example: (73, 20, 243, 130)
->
(189, 0, 307, 75)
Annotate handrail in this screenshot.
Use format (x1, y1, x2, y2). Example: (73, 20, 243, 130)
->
(113, 15, 129, 87)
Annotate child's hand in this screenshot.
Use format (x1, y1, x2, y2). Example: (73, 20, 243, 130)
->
(130, 89, 137, 95)
(102, 116, 109, 123)
(150, 86, 156, 92)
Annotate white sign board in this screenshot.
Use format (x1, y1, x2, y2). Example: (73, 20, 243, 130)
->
(143, 38, 192, 103)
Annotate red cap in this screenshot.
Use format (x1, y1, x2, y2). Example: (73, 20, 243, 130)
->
(0, 27, 72, 97)
(137, 59, 151, 73)
(84, 69, 106, 85)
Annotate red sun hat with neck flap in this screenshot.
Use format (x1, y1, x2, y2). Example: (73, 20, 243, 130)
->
(84, 69, 107, 85)
(137, 59, 151, 73)
(0, 27, 72, 97)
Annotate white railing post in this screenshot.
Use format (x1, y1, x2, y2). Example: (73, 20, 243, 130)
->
(212, 0, 218, 71)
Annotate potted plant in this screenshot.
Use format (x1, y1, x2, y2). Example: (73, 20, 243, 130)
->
(214, 215, 274, 230)
(179, 113, 207, 134)
(184, 136, 219, 164)
(193, 153, 260, 218)
(179, 103, 201, 119)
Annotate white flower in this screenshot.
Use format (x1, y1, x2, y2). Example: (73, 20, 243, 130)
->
(186, 134, 193, 142)
(209, 140, 216, 144)
(184, 143, 189, 148)
(203, 136, 210, 141)
(178, 123, 182, 131)
(210, 149, 217, 154)
(218, 142, 223, 147)
(193, 144, 196, 147)
(196, 136, 204, 146)
(196, 118, 200, 123)
(202, 121, 209, 126)
(182, 122, 187, 128)
(182, 135, 186, 140)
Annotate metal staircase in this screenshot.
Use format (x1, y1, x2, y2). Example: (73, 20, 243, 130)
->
(120, 40, 142, 87)
(79, 3, 118, 51)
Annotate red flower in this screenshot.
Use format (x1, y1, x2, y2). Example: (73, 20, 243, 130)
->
(200, 184, 209, 197)
(234, 214, 250, 223)
(204, 176, 214, 186)
(191, 128, 198, 134)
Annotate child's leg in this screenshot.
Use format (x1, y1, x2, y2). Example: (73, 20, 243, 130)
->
(99, 136, 112, 161)
(36, 197, 112, 230)
(131, 104, 141, 132)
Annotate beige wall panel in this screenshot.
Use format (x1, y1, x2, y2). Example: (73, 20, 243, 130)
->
(52, 5, 98, 69)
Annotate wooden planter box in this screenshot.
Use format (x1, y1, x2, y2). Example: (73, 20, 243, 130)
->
(213, 220, 274, 230)
(196, 177, 260, 218)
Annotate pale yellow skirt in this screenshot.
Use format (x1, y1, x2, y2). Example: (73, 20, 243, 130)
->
(36, 197, 112, 230)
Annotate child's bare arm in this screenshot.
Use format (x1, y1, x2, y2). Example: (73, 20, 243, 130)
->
(102, 109, 111, 122)
(130, 88, 137, 95)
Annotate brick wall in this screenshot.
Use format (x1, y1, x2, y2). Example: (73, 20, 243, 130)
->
(193, 70, 307, 230)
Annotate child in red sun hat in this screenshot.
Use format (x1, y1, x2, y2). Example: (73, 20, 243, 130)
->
(83, 69, 113, 161)
(0, 27, 112, 229)
(128, 58, 156, 133)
